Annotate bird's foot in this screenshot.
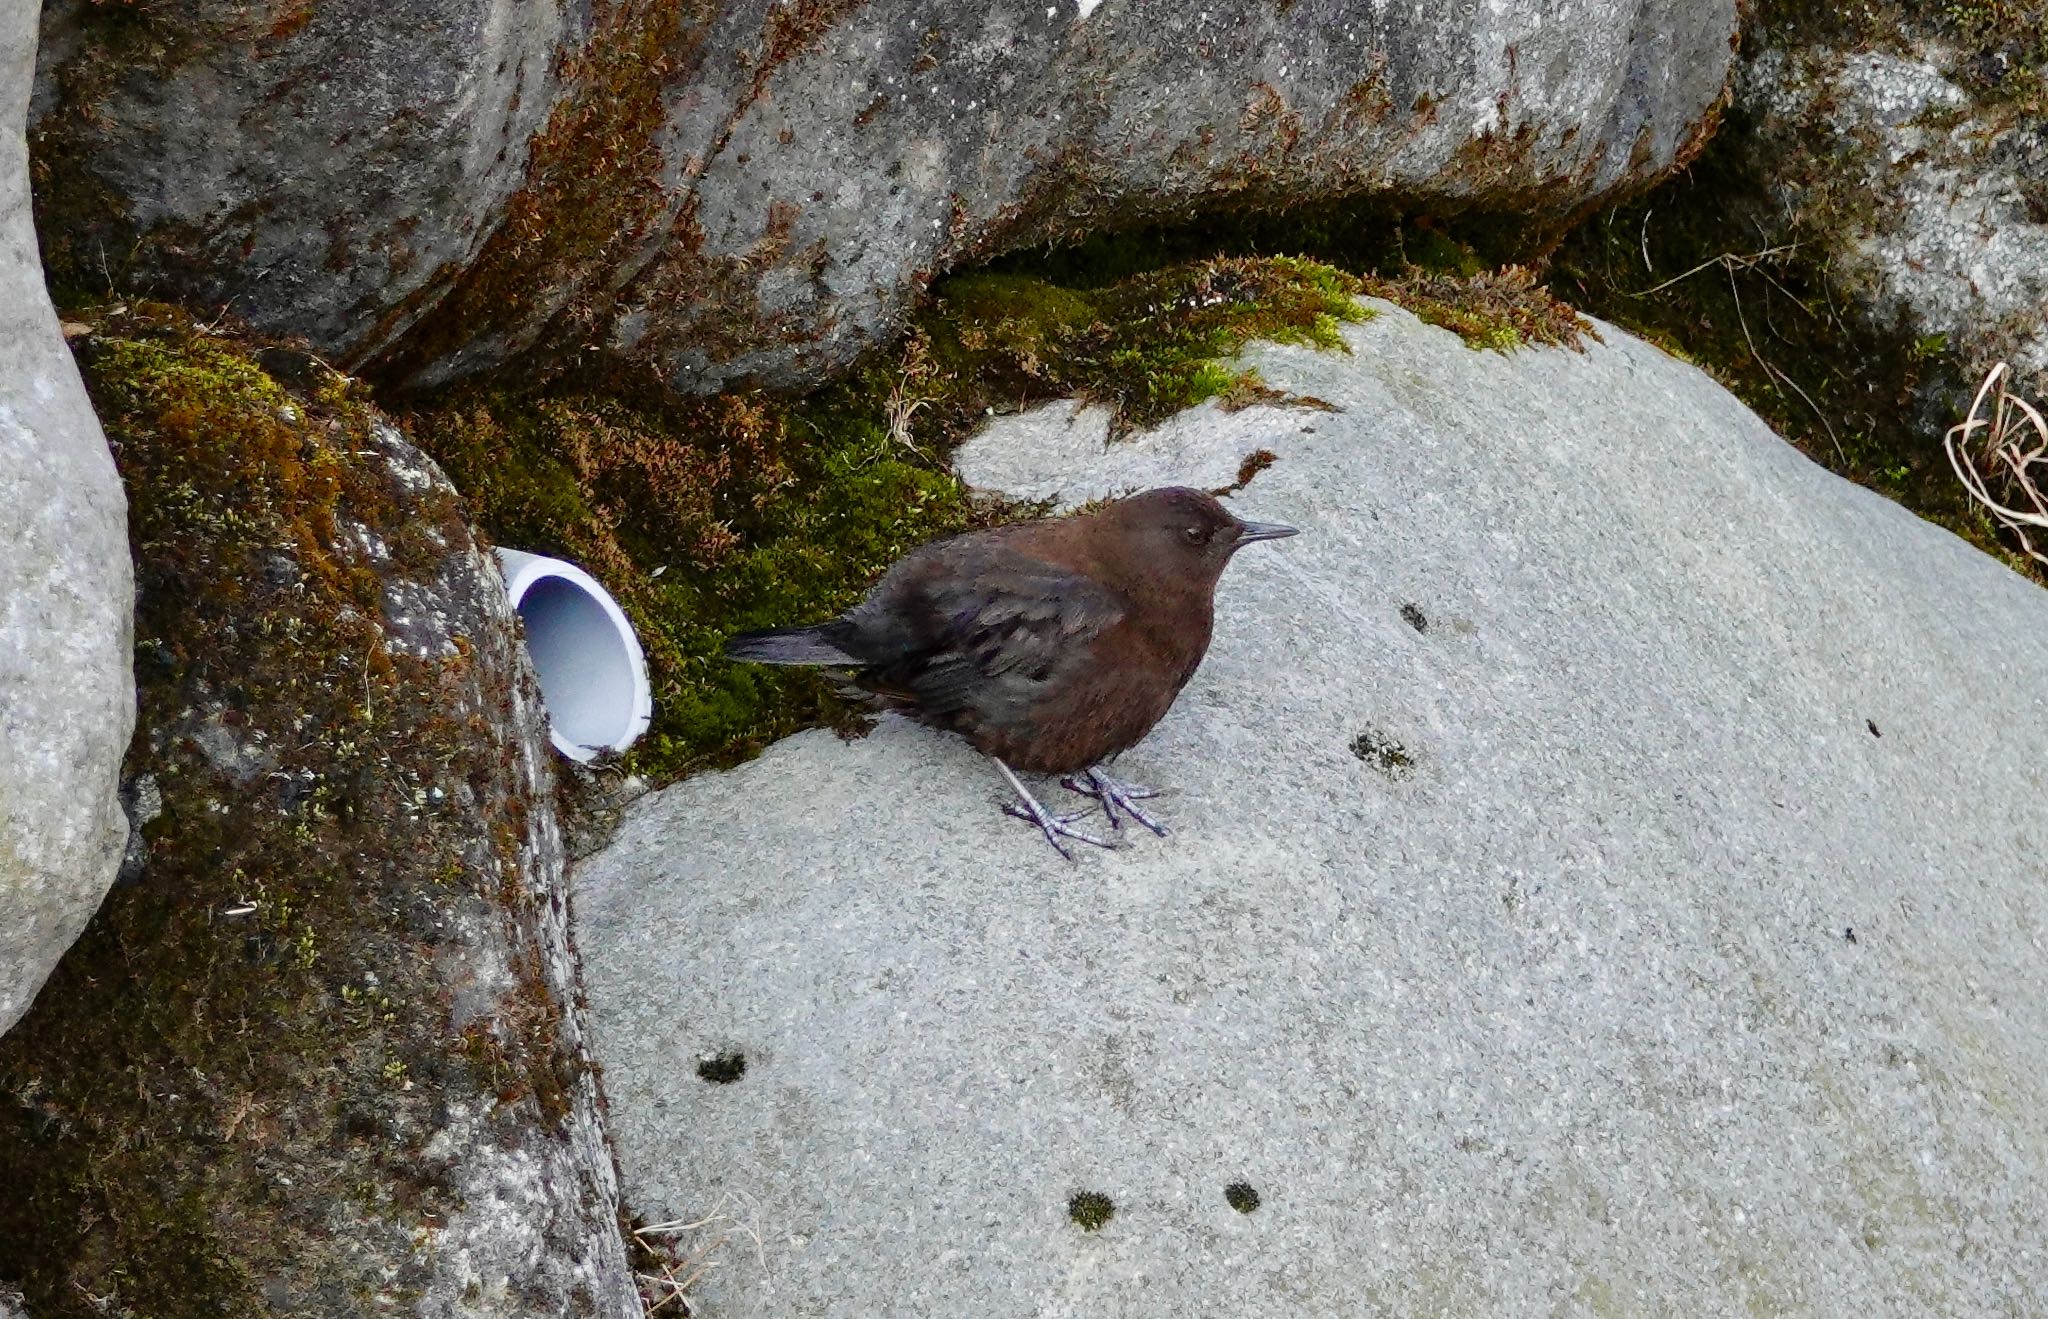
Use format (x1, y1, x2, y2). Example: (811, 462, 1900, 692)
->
(1061, 766, 1170, 837)
(991, 757, 1115, 861)
(1000, 801, 1115, 860)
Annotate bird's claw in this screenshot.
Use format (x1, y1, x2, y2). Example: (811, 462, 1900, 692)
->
(1061, 767, 1170, 837)
(1000, 802, 1115, 859)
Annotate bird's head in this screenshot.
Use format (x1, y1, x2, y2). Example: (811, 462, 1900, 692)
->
(1099, 486, 1298, 586)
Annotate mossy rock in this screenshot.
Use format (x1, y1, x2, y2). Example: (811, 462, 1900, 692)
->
(0, 306, 633, 1317)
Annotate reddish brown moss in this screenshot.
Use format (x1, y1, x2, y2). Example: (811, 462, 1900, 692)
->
(1359, 264, 1594, 352)
(369, 0, 708, 384)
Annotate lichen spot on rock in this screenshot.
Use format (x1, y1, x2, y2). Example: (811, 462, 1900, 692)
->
(696, 1049, 747, 1084)
(1067, 1190, 1114, 1232)
(1351, 728, 1417, 777)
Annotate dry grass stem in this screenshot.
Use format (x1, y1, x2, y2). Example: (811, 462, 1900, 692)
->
(1946, 361, 2048, 565)
(631, 1193, 771, 1316)
(885, 332, 941, 456)
(1630, 243, 1800, 298)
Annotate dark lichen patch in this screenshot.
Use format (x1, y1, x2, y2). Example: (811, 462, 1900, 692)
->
(402, 255, 1368, 780)
(1352, 729, 1417, 778)
(1400, 603, 1429, 633)
(1067, 1190, 1115, 1232)
(1224, 1181, 1262, 1213)
(696, 1050, 748, 1084)
(0, 304, 583, 1317)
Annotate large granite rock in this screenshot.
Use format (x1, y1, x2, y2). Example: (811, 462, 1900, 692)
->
(577, 302, 2048, 1313)
(0, 313, 638, 1317)
(28, 0, 567, 367)
(0, 0, 135, 1038)
(32, 0, 1736, 394)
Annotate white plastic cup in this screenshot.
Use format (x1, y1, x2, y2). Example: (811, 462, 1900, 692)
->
(495, 549, 653, 762)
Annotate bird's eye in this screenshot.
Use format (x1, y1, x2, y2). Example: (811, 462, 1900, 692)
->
(1182, 525, 1207, 545)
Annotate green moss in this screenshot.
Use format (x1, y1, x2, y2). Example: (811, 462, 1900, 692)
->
(0, 306, 577, 1316)
(403, 254, 1369, 780)
(988, 219, 1586, 355)
(923, 256, 1369, 431)
(407, 382, 986, 778)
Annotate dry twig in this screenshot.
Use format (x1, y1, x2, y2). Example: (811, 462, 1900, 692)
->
(1630, 243, 1799, 298)
(1724, 264, 1846, 466)
(1946, 362, 2048, 565)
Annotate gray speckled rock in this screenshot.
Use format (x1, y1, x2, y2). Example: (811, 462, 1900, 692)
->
(0, 0, 134, 1039)
(1743, 45, 2048, 383)
(28, 0, 566, 360)
(32, 0, 1736, 394)
(577, 303, 2048, 1315)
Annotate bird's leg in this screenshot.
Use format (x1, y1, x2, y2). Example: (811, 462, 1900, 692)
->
(992, 758, 1114, 860)
(1059, 765, 1170, 837)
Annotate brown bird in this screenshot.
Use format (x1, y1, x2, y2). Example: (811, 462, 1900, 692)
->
(724, 486, 1297, 857)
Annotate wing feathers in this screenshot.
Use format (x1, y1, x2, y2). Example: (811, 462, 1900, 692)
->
(839, 538, 1123, 726)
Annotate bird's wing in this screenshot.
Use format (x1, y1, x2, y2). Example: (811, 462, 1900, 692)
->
(838, 537, 1125, 725)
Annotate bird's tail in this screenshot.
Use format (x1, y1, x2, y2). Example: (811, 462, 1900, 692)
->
(723, 625, 860, 666)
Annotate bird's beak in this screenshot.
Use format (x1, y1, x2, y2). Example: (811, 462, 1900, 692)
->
(1233, 519, 1299, 545)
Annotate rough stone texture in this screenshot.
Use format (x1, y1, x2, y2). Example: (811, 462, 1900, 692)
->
(1742, 44, 2048, 385)
(0, 322, 638, 1317)
(578, 303, 2048, 1314)
(32, 0, 1736, 394)
(362, 455, 641, 1319)
(28, 0, 566, 359)
(0, 0, 135, 1039)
